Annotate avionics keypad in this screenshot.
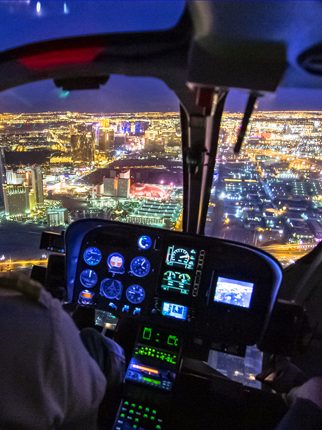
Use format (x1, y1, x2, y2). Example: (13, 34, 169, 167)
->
(113, 399, 164, 430)
(135, 345, 178, 365)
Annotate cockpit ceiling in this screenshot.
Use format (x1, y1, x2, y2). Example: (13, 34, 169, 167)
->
(0, 1, 321, 93)
(188, 0, 322, 90)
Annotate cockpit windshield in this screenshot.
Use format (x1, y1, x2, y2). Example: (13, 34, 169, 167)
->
(0, 78, 182, 270)
(1, 80, 322, 270)
(0, 0, 185, 51)
(0, 1, 321, 272)
(205, 89, 322, 267)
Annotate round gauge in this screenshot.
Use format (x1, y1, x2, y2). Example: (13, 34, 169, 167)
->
(107, 252, 125, 273)
(173, 248, 190, 263)
(130, 256, 151, 277)
(100, 278, 123, 300)
(83, 247, 102, 266)
(79, 269, 98, 288)
(164, 270, 176, 280)
(78, 290, 95, 306)
(179, 273, 191, 284)
(137, 235, 152, 250)
(126, 284, 146, 304)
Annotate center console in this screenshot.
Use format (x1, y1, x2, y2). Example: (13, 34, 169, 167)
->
(113, 324, 182, 430)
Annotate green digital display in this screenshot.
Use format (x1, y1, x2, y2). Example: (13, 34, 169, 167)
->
(160, 270, 191, 295)
(165, 245, 197, 270)
(142, 326, 152, 341)
(167, 335, 179, 347)
(135, 345, 177, 365)
(139, 326, 181, 351)
(142, 377, 161, 386)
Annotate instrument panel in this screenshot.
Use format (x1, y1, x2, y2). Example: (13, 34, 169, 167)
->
(66, 220, 282, 346)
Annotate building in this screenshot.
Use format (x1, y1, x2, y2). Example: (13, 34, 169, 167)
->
(117, 170, 130, 198)
(135, 121, 149, 135)
(79, 134, 95, 163)
(98, 129, 108, 152)
(6, 170, 24, 185)
(289, 226, 315, 244)
(31, 165, 44, 205)
(3, 184, 30, 217)
(70, 132, 79, 154)
(114, 134, 126, 146)
(28, 189, 36, 212)
(117, 177, 130, 198)
(108, 130, 115, 146)
(46, 208, 68, 227)
(309, 220, 322, 241)
(70, 124, 96, 164)
(103, 177, 116, 197)
(126, 200, 181, 228)
(101, 170, 130, 198)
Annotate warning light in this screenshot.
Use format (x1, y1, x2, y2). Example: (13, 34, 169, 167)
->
(19, 46, 104, 71)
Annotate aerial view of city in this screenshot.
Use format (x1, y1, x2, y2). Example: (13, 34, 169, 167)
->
(0, 109, 320, 270)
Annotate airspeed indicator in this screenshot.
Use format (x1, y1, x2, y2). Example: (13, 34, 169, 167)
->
(165, 245, 197, 270)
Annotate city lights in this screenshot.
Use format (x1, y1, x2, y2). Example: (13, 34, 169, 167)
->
(0, 109, 321, 271)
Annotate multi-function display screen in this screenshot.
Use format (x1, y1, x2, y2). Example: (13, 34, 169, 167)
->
(165, 245, 197, 270)
(160, 270, 191, 295)
(125, 358, 175, 392)
(161, 302, 188, 320)
(213, 277, 254, 309)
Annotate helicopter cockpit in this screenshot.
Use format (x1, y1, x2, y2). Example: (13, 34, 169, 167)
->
(59, 218, 283, 429)
(0, 1, 322, 429)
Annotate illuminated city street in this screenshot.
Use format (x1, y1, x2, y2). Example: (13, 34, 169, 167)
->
(0, 259, 47, 272)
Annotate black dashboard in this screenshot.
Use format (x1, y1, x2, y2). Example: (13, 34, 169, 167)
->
(66, 220, 282, 348)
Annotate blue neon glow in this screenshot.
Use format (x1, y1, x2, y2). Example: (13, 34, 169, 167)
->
(130, 256, 151, 277)
(80, 269, 98, 288)
(126, 284, 145, 304)
(100, 278, 123, 300)
(78, 290, 95, 305)
(138, 235, 152, 250)
(83, 247, 102, 266)
(161, 302, 188, 321)
(107, 252, 125, 273)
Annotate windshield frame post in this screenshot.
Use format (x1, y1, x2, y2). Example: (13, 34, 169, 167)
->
(178, 86, 228, 235)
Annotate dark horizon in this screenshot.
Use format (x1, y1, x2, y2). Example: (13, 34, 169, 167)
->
(1, 80, 321, 114)
(1, 108, 322, 115)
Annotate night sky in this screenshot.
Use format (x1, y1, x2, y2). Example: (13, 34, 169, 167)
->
(0, 0, 321, 113)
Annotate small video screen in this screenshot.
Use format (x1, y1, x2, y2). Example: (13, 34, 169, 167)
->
(95, 309, 118, 329)
(165, 245, 197, 270)
(213, 276, 254, 309)
(161, 301, 188, 321)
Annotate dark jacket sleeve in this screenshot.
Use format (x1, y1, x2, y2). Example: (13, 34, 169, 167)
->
(275, 399, 322, 430)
